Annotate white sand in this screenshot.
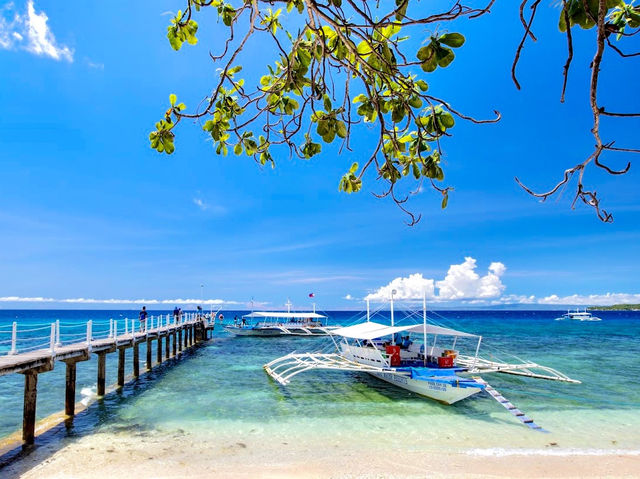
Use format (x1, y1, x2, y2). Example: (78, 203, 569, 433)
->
(3, 428, 639, 478)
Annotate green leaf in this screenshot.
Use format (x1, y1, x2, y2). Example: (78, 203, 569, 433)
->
(416, 80, 429, 92)
(441, 192, 449, 209)
(336, 121, 347, 139)
(440, 112, 455, 128)
(169, 94, 177, 106)
(322, 128, 336, 143)
(356, 41, 373, 56)
(408, 96, 423, 108)
(323, 95, 332, 111)
(436, 47, 455, 68)
(317, 119, 329, 136)
(439, 33, 465, 48)
(416, 45, 434, 62)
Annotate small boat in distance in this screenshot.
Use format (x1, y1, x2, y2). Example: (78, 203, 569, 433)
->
(555, 309, 602, 321)
(224, 311, 339, 336)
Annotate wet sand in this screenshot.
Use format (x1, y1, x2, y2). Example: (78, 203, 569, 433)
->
(2, 428, 639, 478)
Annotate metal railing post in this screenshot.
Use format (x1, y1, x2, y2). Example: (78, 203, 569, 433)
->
(125, 318, 129, 335)
(87, 320, 93, 352)
(55, 319, 61, 347)
(109, 318, 114, 338)
(50, 323, 56, 355)
(9, 321, 17, 355)
(114, 320, 118, 339)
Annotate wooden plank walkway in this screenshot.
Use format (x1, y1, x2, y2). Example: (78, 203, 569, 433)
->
(0, 316, 216, 445)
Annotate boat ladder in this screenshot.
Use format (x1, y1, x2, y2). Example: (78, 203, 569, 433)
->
(473, 377, 548, 433)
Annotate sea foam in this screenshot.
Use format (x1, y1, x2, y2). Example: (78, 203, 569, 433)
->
(466, 447, 640, 457)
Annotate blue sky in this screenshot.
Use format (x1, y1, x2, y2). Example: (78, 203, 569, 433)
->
(0, 1, 639, 310)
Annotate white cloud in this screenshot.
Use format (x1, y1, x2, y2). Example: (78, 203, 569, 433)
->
(344, 294, 354, 300)
(365, 258, 506, 303)
(436, 257, 506, 300)
(365, 273, 436, 301)
(193, 197, 208, 210)
(490, 292, 640, 306)
(87, 60, 104, 70)
(0, 1, 73, 61)
(0, 296, 239, 305)
(0, 295, 57, 302)
(493, 294, 537, 305)
(537, 293, 640, 306)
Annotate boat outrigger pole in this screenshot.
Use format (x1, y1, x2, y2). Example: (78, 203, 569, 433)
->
(423, 291, 427, 367)
(366, 299, 370, 322)
(390, 289, 396, 345)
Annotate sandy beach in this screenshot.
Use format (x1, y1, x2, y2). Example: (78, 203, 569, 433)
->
(2, 427, 639, 479)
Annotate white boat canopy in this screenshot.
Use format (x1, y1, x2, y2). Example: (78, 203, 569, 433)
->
(244, 312, 327, 319)
(331, 321, 478, 340)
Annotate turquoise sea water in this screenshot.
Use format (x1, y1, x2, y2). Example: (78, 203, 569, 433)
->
(0, 309, 639, 453)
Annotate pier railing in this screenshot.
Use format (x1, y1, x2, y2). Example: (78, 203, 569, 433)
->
(0, 312, 209, 357)
(0, 312, 217, 446)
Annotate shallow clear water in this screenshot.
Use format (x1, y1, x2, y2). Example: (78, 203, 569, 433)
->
(1, 309, 639, 452)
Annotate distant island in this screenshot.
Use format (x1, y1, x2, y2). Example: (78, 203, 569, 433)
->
(589, 304, 640, 311)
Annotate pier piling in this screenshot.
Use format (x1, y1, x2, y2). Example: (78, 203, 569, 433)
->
(157, 337, 163, 364)
(97, 352, 107, 396)
(133, 342, 140, 377)
(65, 362, 76, 415)
(63, 353, 88, 416)
(22, 372, 37, 445)
(117, 347, 126, 387)
(165, 332, 170, 358)
(146, 338, 152, 370)
(172, 331, 177, 357)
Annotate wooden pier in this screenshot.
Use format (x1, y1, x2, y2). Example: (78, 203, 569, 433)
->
(0, 314, 215, 446)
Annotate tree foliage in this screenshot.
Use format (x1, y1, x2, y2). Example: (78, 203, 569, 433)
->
(150, 0, 640, 224)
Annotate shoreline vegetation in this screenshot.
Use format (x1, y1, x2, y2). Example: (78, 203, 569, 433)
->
(588, 304, 640, 311)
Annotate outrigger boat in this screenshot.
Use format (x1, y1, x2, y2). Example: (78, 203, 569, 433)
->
(265, 296, 580, 429)
(224, 311, 339, 336)
(556, 309, 601, 321)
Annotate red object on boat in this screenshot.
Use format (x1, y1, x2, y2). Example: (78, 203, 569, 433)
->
(438, 356, 454, 368)
(385, 345, 401, 367)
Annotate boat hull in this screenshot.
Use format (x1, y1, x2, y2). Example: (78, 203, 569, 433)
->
(223, 326, 282, 336)
(368, 371, 482, 405)
(224, 325, 337, 337)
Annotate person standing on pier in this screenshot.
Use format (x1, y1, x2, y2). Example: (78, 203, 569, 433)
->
(139, 306, 148, 332)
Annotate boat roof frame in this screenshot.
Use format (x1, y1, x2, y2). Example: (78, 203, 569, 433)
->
(243, 311, 327, 319)
(330, 321, 479, 340)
